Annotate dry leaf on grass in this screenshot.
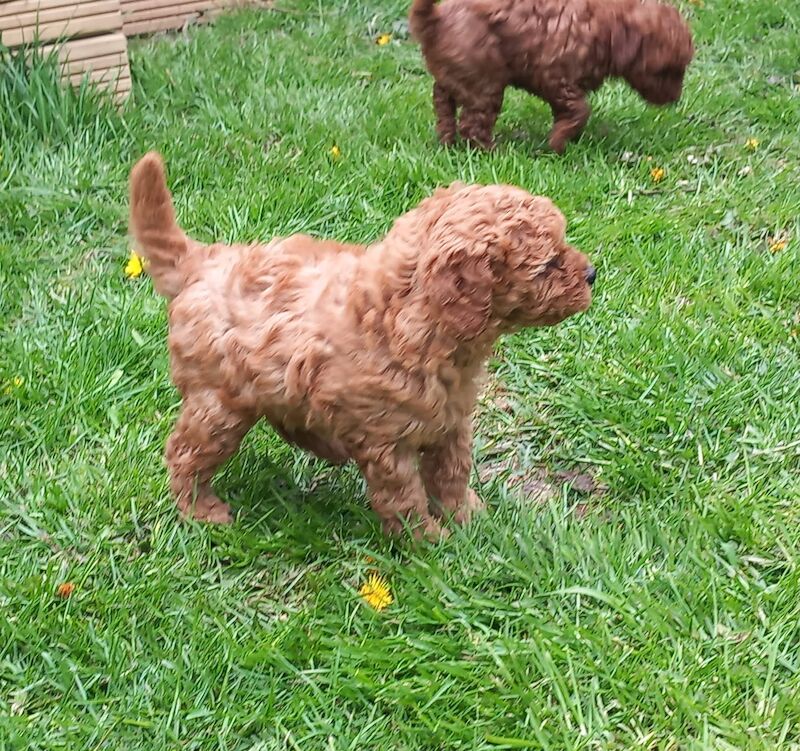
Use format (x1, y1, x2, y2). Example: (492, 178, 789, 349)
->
(555, 469, 608, 495)
(573, 503, 591, 520)
(519, 471, 557, 502)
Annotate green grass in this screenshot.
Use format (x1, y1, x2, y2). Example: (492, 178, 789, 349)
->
(1, 0, 799, 748)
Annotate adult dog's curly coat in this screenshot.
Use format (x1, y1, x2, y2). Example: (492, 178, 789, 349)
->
(130, 152, 594, 538)
(410, 0, 693, 153)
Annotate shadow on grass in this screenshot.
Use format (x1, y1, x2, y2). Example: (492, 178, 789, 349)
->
(211, 425, 382, 558)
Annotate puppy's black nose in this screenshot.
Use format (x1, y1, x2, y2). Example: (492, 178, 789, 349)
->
(585, 265, 596, 286)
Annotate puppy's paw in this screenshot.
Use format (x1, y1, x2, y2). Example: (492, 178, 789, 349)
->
(547, 132, 568, 155)
(381, 515, 449, 542)
(464, 135, 495, 151)
(200, 502, 233, 524)
(452, 489, 485, 526)
(415, 518, 450, 542)
(180, 494, 233, 524)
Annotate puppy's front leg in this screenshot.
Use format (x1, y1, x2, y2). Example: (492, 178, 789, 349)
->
(421, 419, 485, 527)
(547, 93, 591, 154)
(357, 446, 446, 541)
(433, 82, 457, 145)
(458, 89, 504, 150)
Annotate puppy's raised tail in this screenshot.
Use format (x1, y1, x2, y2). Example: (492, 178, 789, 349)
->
(408, 0, 438, 41)
(129, 152, 190, 300)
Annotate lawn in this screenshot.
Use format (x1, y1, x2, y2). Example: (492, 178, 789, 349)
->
(1, 0, 799, 748)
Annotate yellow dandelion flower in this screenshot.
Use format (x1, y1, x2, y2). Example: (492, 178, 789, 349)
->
(124, 249, 145, 279)
(376, 33, 392, 46)
(650, 166, 665, 183)
(3, 376, 23, 396)
(769, 239, 787, 253)
(745, 137, 760, 151)
(329, 144, 341, 160)
(359, 574, 392, 611)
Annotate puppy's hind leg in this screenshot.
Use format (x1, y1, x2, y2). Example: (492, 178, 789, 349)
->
(421, 418, 485, 527)
(357, 446, 447, 541)
(433, 82, 458, 146)
(166, 391, 255, 523)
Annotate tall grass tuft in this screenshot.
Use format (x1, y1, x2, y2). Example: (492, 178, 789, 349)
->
(0, 41, 122, 147)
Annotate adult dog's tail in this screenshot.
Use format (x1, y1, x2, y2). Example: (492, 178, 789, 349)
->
(129, 152, 191, 299)
(408, 0, 438, 42)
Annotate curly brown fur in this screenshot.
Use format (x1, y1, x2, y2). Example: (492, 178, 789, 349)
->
(130, 152, 595, 538)
(410, 0, 693, 153)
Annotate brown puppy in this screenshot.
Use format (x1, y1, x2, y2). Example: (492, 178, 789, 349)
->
(410, 0, 693, 153)
(130, 153, 594, 539)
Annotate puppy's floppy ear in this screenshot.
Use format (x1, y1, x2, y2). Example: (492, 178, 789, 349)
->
(496, 198, 567, 269)
(424, 244, 494, 340)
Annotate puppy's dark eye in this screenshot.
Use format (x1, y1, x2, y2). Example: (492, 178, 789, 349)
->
(544, 256, 562, 270)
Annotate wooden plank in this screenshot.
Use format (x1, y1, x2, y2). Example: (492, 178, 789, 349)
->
(60, 51, 127, 74)
(67, 70, 131, 101)
(114, 80, 131, 99)
(92, 79, 130, 100)
(121, 0, 251, 34)
(0, 0, 254, 22)
(0, 0, 98, 16)
(0, 1, 119, 31)
(1, 12, 122, 46)
(202, 1, 266, 22)
(122, 0, 213, 11)
(124, 6, 212, 25)
(23, 33, 130, 92)
(68, 67, 127, 85)
(41, 32, 128, 63)
(122, 0, 214, 25)
(119, 0, 239, 10)
(124, 8, 209, 25)
(123, 13, 213, 36)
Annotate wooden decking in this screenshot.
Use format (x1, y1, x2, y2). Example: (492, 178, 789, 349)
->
(0, 1, 246, 102)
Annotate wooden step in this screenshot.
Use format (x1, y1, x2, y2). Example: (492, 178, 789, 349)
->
(1, 1, 258, 100)
(41, 32, 132, 102)
(41, 30, 128, 62)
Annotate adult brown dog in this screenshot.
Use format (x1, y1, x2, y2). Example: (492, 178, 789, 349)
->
(130, 152, 595, 539)
(410, 0, 693, 153)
